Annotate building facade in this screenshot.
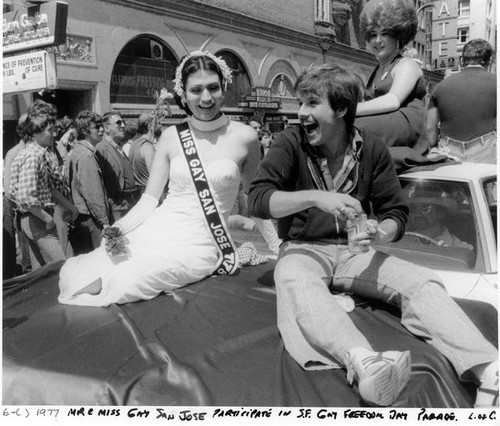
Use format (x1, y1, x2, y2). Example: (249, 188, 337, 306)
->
(426, 0, 496, 74)
(3, 0, 445, 150)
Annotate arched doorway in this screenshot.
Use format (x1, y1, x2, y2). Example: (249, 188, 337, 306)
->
(215, 50, 252, 109)
(110, 36, 178, 107)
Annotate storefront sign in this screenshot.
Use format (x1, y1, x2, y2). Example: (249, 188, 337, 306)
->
(239, 86, 281, 110)
(3, 50, 57, 94)
(3, 1, 68, 54)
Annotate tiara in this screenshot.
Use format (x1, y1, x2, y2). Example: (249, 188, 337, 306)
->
(172, 51, 233, 101)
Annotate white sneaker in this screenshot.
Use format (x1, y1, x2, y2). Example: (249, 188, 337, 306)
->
(475, 362, 499, 408)
(346, 348, 411, 406)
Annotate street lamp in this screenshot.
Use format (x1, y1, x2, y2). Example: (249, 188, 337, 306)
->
(314, 21, 336, 63)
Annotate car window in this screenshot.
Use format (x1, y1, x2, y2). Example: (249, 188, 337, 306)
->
(483, 177, 497, 244)
(376, 178, 481, 272)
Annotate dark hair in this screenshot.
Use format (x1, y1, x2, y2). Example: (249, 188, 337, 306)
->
(294, 64, 362, 129)
(360, 0, 417, 47)
(136, 121, 149, 135)
(174, 54, 225, 115)
(24, 99, 57, 139)
(462, 39, 494, 67)
(54, 115, 74, 140)
(124, 121, 138, 141)
(75, 110, 103, 140)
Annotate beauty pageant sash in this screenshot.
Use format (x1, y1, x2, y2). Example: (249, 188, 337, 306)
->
(176, 122, 238, 275)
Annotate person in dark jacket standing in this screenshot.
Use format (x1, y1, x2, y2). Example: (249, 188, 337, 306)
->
(66, 111, 110, 254)
(248, 64, 498, 408)
(96, 112, 138, 222)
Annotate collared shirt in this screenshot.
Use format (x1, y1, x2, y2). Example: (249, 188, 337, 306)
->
(66, 139, 110, 226)
(308, 128, 363, 194)
(435, 227, 473, 250)
(45, 146, 68, 196)
(9, 141, 55, 213)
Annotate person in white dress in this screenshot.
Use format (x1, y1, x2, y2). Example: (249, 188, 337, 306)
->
(58, 51, 260, 307)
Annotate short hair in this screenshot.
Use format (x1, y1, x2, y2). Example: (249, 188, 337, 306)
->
(102, 111, 121, 125)
(137, 113, 151, 135)
(55, 115, 74, 140)
(294, 64, 363, 129)
(124, 121, 138, 141)
(360, 0, 417, 46)
(173, 54, 225, 115)
(462, 39, 494, 67)
(75, 110, 102, 140)
(24, 99, 57, 139)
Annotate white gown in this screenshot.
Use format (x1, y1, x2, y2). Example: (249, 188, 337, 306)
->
(58, 155, 241, 307)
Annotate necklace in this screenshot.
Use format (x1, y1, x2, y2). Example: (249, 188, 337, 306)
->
(189, 114, 230, 145)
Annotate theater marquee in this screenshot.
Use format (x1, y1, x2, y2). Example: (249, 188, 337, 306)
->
(3, 0, 68, 54)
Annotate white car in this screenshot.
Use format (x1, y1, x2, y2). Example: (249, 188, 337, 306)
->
(376, 162, 497, 308)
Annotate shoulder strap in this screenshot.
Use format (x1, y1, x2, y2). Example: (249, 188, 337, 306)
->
(176, 122, 238, 275)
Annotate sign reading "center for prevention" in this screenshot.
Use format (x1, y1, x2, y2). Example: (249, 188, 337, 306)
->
(3, 50, 57, 94)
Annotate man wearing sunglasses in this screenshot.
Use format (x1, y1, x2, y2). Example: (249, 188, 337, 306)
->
(248, 64, 497, 408)
(96, 112, 138, 222)
(66, 111, 111, 254)
(406, 186, 473, 250)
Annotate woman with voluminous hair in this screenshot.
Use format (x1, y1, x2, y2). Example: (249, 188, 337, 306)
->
(355, 0, 426, 150)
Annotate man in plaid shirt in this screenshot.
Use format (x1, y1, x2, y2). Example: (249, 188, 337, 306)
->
(9, 100, 76, 267)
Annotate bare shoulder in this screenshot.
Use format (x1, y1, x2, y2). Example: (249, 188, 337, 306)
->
(395, 57, 423, 76)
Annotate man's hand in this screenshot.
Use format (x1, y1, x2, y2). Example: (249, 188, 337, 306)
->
(349, 219, 379, 251)
(63, 205, 79, 223)
(314, 191, 362, 219)
(350, 218, 397, 250)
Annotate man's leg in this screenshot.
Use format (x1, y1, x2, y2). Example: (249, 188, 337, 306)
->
(21, 214, 65, 265)
(88, 217, 103, 250)
(275, 241, 411, 406)
(275, 241, 370, 368)
(334, 249, 497, 381)
(3, 198, 17, 278)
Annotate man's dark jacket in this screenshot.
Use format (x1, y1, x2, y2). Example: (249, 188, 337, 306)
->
(247, 126, 409, 243)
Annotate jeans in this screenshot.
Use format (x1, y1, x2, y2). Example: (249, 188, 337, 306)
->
(428, 131, 496, 163)
(3, 198, 17, 278)
(275, 240, 497, 378)
(20, 213, 66, 267)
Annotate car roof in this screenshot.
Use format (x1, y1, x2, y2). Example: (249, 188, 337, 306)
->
(399, 162, 497, 181)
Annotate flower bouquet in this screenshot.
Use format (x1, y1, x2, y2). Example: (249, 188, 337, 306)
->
(150, 88, 173, 139)
(102, 226, 129, 257)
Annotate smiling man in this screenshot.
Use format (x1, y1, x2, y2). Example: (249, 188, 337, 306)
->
(248, 64, 498, 408)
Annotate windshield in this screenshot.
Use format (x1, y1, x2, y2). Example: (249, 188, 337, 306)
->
(376, 178, 483, 272)
(483, 177, 497, 244)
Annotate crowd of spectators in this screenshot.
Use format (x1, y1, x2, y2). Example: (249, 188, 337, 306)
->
(3, 103, 285, 278)
(2, 102, 161, 278)
(2, 23, 495, 279)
